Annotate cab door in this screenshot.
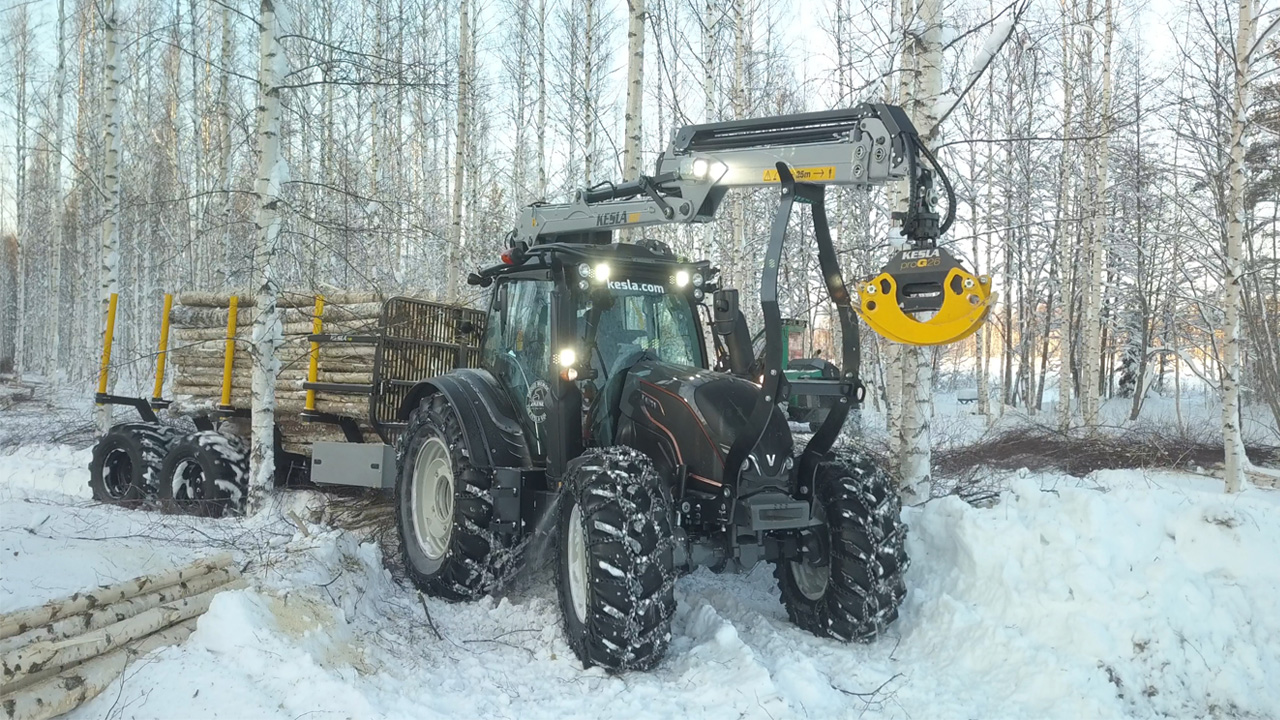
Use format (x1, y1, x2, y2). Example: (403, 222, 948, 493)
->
(482, 278, 554, 458)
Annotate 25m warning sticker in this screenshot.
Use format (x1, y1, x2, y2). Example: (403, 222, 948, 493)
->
(763, 166, 836, 183)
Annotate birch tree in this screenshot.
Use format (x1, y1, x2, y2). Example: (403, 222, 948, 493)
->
(1080, 0, 1114, 430)
(96, 0, 123, 433)
(623, 0, 646, 181)
(448, 0, 471, 303)
(1221, 0, 1258, 493)
(249, 0, 286, 513)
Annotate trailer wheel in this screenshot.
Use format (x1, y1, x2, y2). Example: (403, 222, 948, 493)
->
(558, 446, 676, 672)
(88, 423, 179, 508)
(157, 431, 249, 517)
(395, 393, 512, 601)
(775, 451, 908, 642)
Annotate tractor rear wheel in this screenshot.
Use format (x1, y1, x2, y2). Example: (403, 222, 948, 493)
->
(157, 431, 249, 517)
(88, 423, 181, 508)
(395, 393, 511, 601)
(775, 452, 908, 642)
(557, 447, 676, 672)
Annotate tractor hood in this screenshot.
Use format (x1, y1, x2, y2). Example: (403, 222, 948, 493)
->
(615, 358, 793, 491)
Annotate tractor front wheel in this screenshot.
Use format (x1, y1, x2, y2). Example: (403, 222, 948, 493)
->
(395, 393, 512, 602)
(557, 447, 676, 672)
(775, 452, 909, 642)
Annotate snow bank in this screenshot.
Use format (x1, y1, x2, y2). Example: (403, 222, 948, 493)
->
(902, 469, 1280, 718)
(2, 444, 1276, 719)
(0, 444, 92, 499)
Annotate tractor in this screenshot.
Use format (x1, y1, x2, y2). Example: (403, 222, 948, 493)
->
(392, 104, 991, 671)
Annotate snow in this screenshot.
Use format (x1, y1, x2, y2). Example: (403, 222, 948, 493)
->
(1, 446, 1277, 719)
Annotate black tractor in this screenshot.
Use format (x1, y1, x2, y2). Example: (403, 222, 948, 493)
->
(394, 105, 976, 671)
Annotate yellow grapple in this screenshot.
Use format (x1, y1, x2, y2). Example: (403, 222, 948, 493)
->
(856, 247, 994, 347)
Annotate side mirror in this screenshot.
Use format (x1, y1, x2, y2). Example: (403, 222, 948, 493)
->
(711, 289, 739, 336)
(457, 320, 477, 335)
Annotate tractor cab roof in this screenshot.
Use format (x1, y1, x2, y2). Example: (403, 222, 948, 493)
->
(468, 234, 713, 290)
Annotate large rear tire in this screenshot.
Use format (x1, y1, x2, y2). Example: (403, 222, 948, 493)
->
(156, 431, 249, 517)
(775, 452, 908, 641)
(88, 423, 181, 508)
(557, 447, 676, 672)
(395, 393, 512, 601)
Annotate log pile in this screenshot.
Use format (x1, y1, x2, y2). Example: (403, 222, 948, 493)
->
(0, 554, 244, 720)
(167, 290, 383, 454)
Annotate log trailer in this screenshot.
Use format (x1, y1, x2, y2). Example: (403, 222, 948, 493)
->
(90, 104, 992, 671)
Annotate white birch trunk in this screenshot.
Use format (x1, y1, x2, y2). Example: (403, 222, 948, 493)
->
(1081, 0, 1113, 430)
(49, 0, 67, 367)
(583, 0, 597, 185)
(447, 0, 469, 302)
(1222, 0, 1255, 494)
(623, 0, 645, 181)
(96, 0, 123, 434)
(1055, 0, 1076, 430)
(537, 0, 547, 198)
(896, 0, 942, 501)
(249, 0, 286, 515)
(219, 0, 234, 287)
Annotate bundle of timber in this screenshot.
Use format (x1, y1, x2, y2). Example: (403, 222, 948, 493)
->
(168, 289, 381, 451)
(0, 554, 244, 720)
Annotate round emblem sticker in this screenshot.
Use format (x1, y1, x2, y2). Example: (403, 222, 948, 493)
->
(526, 379, 550, 424)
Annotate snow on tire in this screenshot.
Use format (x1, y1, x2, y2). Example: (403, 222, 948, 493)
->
(557, 446, 676, 672)
(157, 431, 249, 517)
(88, 423, 182, 508)
(395, 393, 514, 602)
(775, 451, 909, 642)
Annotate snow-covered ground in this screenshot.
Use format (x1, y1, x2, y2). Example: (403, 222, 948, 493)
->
(2, 445, 1277, 719)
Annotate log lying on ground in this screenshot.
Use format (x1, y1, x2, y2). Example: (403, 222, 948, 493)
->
(0, 619, 199, 720)
(0, 581, 244, 693)
(0, 567, 240, 656)
(0, 554, 232, 641)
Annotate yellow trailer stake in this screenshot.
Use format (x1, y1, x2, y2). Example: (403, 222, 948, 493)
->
(305, 295, 325, 411)
(96, 293, 119, 399)
(220, 296, 239, 408)
(152, 293, 174, 401)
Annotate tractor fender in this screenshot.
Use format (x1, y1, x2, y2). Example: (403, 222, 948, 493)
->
(398, 369, 531, 469)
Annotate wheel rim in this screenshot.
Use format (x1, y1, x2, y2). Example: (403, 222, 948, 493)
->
(791, 556, 830, 601)
(792, 501, 830, 601)
(173, 459, 205, 502)
(567, 502, 589, 623)
(101, 448, 132, 498)
(411, 436, 455, 561)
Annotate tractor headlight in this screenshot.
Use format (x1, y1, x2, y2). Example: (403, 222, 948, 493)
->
(577, 279, 590, 291)
(557, 348, 577, 367)
(693, 288, 704, 301)
(692, 272, 704, 287)
(594, 263, 611, 282)
(675, 270, 690, 287)
(692, 158, 710, 179)
(577, 262, 591, 278)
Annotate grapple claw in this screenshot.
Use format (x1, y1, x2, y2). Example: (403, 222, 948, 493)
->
(856, 247, 994, 346)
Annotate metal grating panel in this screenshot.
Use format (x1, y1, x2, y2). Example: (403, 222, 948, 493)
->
(371, 297, 486, 430)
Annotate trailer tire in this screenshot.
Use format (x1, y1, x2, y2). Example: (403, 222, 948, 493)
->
(558, 447, 676, 672)
(88, 423, 179, 508)
(775, 451, 908, 642)
(395, 393, 512, 602)
(157, 431, 249, 517)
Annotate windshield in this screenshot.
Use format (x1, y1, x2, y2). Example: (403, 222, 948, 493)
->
(579, 289, 702, 379)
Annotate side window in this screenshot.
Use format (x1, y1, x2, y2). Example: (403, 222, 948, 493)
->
(492, 280, 553, 455)
(481, 284, 507, 371)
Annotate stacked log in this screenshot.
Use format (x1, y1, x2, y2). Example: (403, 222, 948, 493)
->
(0, 554, 244, 720)
(168, 290, 383, 453)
